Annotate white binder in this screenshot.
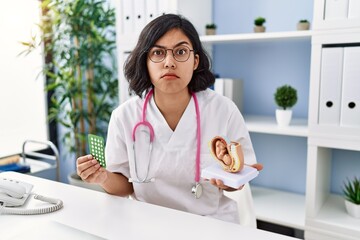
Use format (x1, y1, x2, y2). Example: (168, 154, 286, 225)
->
(121, 0, 134, 34)
(145, 0, 159, 24)
(318, 47, 344, 126)
(340, 46, 360, 128)
(348, 0, 360, 19)
(158, 0, 175, 15)
(214, 78, 243, 112)
(134, 0, 146, 34)
(325, 0, 349, 20)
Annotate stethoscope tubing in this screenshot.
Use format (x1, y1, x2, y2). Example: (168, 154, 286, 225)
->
(131, 89, 201, 186)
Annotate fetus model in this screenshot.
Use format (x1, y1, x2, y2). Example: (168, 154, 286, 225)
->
(209, 136, 244, 173)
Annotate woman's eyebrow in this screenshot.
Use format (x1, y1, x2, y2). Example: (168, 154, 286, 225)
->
(153, 41, 191, 48)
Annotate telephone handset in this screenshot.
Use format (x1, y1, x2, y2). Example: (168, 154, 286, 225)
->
(0, 177, 63, 215)
(0, 178, 33, 207)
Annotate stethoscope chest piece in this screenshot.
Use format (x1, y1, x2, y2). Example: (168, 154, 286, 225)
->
(191, 183, 203, 199)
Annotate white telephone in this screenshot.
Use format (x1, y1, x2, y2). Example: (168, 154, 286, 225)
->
(0, 178, 33, 207)
(0, 177, 63, 215)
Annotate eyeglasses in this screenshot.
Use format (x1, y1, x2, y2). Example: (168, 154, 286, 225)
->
(148, 45, 194, 63)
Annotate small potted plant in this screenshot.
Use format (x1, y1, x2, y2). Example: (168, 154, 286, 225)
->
(205, 23, 217, 35)
(343, 177, 360, 218)
(297, 19, 310, 31)
(254, 17, 266, 33)
(274, 85, 298, 127)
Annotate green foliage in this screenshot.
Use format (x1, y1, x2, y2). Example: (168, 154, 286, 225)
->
(274, 85, 298, 110)
(21, 0, 118, 158)
(343, 177, 360, 205)
(254, 17, 266, 26)
(205, 23, 217, 29)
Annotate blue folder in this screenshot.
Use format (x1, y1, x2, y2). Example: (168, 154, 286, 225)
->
(0, 163, 31, 173)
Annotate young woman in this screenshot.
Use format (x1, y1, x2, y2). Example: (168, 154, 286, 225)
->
(76, 14, 262, 224)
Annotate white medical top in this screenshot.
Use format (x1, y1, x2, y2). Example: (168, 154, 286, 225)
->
(105, 89, 257, 224)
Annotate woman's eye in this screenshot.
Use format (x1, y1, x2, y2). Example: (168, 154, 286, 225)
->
(176, 48, 187, 55)
(153, 50, 164, 56)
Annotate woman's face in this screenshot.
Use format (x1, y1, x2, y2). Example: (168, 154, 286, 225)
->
(147, 28, 199, 95)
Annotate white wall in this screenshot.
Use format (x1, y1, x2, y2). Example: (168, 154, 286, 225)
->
(0, 0, 48, 158)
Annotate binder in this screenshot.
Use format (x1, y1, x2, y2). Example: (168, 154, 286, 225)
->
(318, 47, 344, 126)
(325, 0, 349, 20)
(145, 0, 158, 24)
(158, 0, 174, 15)
(340, 46, 360, 128)
(214, 78, 243, 112)
(121, 0, 134, 34)
(134, 0, 146, 34)
(348, 0, 360, 19)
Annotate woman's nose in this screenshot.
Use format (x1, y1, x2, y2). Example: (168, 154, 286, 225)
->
(164, 51, 176, 68)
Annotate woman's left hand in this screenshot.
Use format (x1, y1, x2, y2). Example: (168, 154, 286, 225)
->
(209, 163, 263, 191)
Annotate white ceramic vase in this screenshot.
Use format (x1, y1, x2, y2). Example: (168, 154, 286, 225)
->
(276, 109, 292, 127)
(345, 200, 360, 218)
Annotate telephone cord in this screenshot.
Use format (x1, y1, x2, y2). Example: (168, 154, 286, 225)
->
(0, 194, 63, 215)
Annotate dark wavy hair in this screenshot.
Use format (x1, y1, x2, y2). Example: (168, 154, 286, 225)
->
(124, 14, 215, 97)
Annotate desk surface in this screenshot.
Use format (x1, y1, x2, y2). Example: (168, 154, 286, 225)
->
(0, 172, 297, 240)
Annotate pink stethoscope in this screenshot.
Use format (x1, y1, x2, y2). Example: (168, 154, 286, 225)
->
(130, 89, 203, 199)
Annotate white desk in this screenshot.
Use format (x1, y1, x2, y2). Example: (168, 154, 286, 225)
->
(0, 172, 297, 240)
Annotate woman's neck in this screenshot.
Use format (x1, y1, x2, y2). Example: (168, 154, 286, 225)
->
(153, 89, 192, 131)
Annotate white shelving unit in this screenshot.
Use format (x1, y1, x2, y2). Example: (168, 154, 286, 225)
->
(252, 186, 306, 230)
(305, 0, 360, 239)
(200, 31, 312, 44)
(202, 31, 310, 232)
(244, 115, 308, 137)
(205, 3, 360, 239)
(114, 1, 360, 239)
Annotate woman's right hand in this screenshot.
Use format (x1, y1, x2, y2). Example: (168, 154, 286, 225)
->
(76, 155, 108, 184)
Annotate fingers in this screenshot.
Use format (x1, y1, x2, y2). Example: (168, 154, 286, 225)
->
(251, 163, 264, 171)
(209, 178, 243, 191)
(76, 154, 102, 181)
(77, 154, 93, 164)
(79, 163, 101, 180)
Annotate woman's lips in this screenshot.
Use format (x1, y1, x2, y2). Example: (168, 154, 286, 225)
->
(161, 73, 179, 80)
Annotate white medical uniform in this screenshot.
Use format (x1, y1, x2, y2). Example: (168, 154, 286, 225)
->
(105, 88, 257, 224)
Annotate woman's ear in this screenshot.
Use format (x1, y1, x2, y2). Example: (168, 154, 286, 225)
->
(194, 54, 199, 70)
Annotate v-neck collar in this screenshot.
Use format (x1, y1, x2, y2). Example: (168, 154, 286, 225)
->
(147, 94, 197, 150)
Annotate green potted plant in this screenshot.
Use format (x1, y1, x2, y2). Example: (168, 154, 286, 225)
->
(254, 17, 266, 33)
(274, 85, 298, 127)
(297, 19, 310, 31)
(21, 0, 118, 186)
(205, 23, 217, 35)
(343, 177, 360, 218)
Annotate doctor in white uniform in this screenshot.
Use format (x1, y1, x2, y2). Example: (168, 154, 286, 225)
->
(77, 14, 262, 224)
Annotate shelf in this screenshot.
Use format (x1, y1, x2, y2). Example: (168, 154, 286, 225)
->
(244, 115, 308, 137)
(307, 194, 360, 238)
(251, 186, 306, 230)
(200, 31, 312, 44)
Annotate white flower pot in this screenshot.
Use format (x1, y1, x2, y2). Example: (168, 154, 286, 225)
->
(345, 200, 360, 218)
(276, 109, 292, 127)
